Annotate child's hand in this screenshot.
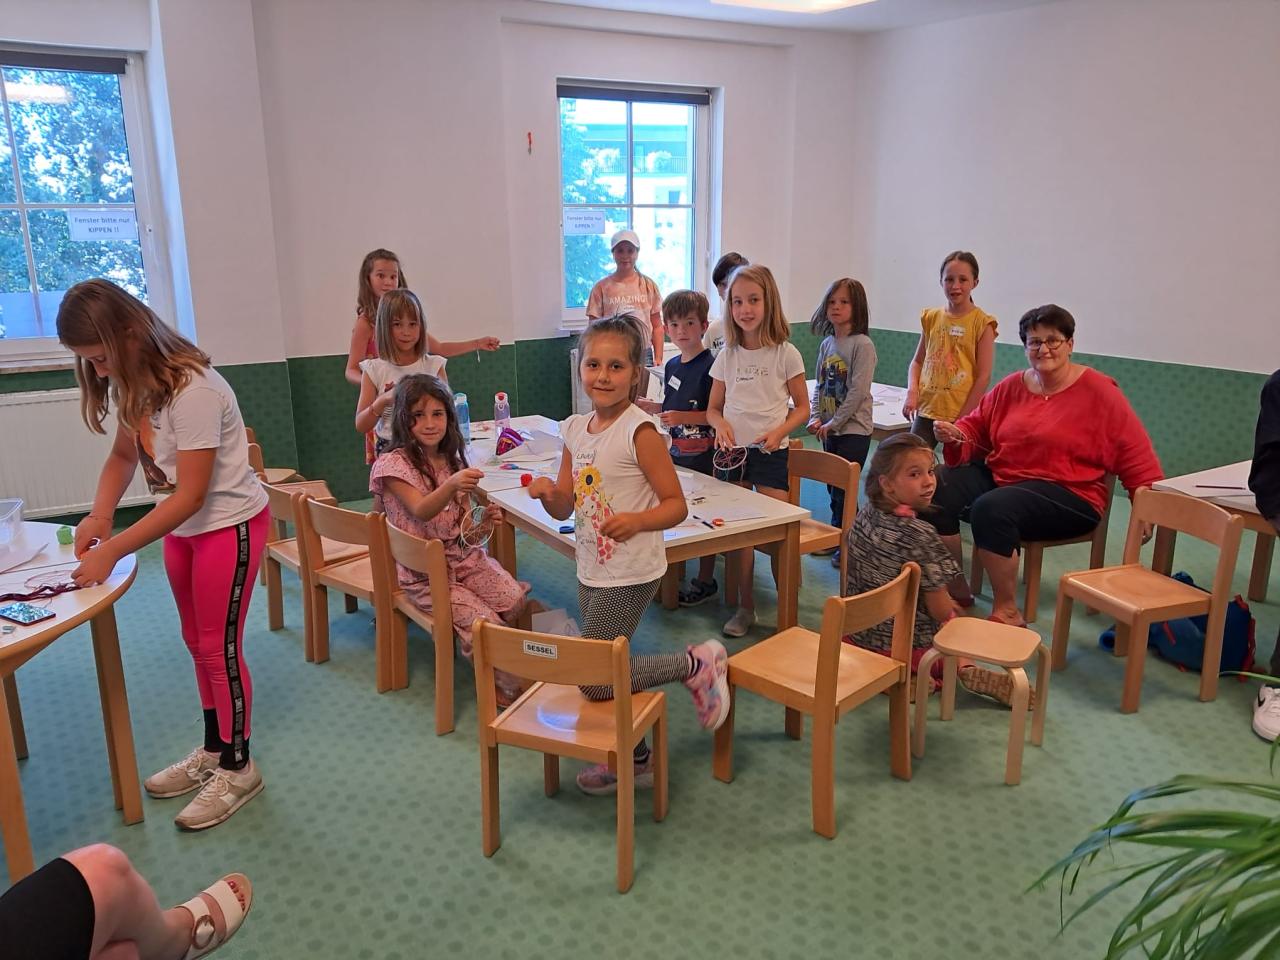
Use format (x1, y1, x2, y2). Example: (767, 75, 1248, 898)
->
(483, 503, 503, 525)
(72, 542, 117, 588)
(74, 515, 112, 558)
(448, 467, 484, 495)
(635, 398, 661, 415)
(932, 420, 963, 445)
(659, 410, 685, 427)
(757, 428, 789, 454)
(375, 390, 396, 411)
(526, 477, 554, 501)
(472, 337, 500, 352)
(902, 389, 919, 419)
(715, 425, 737, 450)
(806, 417, 822, 435)
(599, 512, 645, 542)
(815, 423, 832, 441)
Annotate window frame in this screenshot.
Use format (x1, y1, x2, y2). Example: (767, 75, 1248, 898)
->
(556, 81, 714, 328)
(0, 46, 173, 370)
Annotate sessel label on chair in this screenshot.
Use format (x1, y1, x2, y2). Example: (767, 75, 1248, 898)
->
(522, 639, 558, 660)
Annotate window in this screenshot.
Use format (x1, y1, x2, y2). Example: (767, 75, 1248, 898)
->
(558, 83, 712, 316)
(0, 49, 166, 363)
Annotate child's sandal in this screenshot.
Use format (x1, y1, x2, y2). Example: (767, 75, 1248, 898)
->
(178, 873, 253, 960)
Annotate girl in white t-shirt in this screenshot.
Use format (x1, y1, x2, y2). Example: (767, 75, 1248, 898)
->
(60, 279, 271, 832)
(527, 315, 730, 796)
(706, 264, 810, 638)
(355, 289, 447, 460)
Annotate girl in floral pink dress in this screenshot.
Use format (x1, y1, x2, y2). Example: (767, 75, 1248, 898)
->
(370, 374, 528, 703)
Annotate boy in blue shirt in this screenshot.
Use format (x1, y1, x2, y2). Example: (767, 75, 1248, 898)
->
(641, 290, 719, 605)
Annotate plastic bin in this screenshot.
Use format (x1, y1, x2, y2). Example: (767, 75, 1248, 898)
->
(0, 498, 22, 546)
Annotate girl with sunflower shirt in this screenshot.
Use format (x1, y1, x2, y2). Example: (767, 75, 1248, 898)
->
(528, 315, 731, 797)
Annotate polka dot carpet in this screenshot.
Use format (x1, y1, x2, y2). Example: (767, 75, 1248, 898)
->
(4, 487, 1276, 958)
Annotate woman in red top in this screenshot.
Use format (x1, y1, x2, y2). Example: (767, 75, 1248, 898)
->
(927, 304, 1163, 625)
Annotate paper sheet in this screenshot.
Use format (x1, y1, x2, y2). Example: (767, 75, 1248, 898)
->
(0, 542, 47, 575)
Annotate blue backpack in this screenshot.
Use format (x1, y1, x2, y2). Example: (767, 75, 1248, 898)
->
(1099, 572, 1256, 675)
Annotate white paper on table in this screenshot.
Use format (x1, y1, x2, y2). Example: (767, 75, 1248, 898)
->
(0, 542, 47, 574)
(497, 431, 562, 464)
(678, 472, 707, 496)
(694, 504, 767, 524)
(644, 371, 664, 403)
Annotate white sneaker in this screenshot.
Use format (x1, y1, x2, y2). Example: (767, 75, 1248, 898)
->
(722, 606, 756, 638)
(175, 760, 264, 831)
(1253, 686, 1280, 741)
(144, 746, 220, 799)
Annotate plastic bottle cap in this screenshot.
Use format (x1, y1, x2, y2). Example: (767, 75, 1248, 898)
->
(495, 392, 507, 401)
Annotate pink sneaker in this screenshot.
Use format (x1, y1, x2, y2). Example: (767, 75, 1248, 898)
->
(685, 640, 730, 730)
(575, 754, 655, 796)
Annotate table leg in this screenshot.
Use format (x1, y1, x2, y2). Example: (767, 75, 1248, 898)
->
(492, 519, 517, 578)
(0, 671, 35, 882)
(4, 673, 27, 760)
(1249, 530, 1274, 603)
(776, 521, 801, 630)
(1152, 528, 1177, 577)
(91, 607, 144, 825)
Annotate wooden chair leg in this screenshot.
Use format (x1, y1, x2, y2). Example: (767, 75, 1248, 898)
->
(785, 707, 803, 740)
(888, 677, 911, 782)
(435, 624, 454, 736)
(1031, 645, 1050, 747)
(660, 562, 684, 610)
(811, 713, 836, 839)
(481, 742, 500, 856)
(652, 708, 669, 822)
(1051, 589, 1074, 671)
(4, 674, 27, 761)
(543, 754, 560, 796)
(308, 583, 329, 663)
(616, 745, 635, 893)
(1198, 612, 1225, 703)
(713, 685, 735, 783)
(344, 594, 358, 614)
(266, 558, 284, 630)
(1112, 622, 1131, 657)
(1004, 668, 1030, 785)
(1120, 618, 1149, 714)
(1023, 546, 1044, 624)
(912, 649, 941, 758)
(940, 655, 957, 721)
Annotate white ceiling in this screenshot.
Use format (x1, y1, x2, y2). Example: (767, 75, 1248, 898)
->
(525, 0, 1062, 32)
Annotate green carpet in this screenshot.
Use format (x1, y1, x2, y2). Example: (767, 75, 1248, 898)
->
(4, 486, 1277, 958)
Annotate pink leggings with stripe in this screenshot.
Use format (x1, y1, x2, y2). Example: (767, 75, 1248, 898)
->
(163, 508, 269, 765)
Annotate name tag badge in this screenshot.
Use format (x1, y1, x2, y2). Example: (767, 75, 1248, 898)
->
(949, 325, 965, 337)
(523, 639, 558, 660)
(668, 375, 682, 391)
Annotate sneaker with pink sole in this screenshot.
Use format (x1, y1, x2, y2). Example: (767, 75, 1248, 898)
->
(575, 754, 655, 796)
(685, 639, 730, 730)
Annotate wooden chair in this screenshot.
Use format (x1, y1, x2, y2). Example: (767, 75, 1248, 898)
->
(380, 522, 455, 730)
(473, 619, 668, 893)
(299, 499, 397, 692)
(1051, 488, 1245, 713)
(260, 480, 354, 636)
(246, 437, 303, 486)
(970, 474, 1116, 623)
(713, 562, 919, 838)
(912, 619, 1049, 785)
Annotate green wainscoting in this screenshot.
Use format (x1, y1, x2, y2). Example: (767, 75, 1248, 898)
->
(5, 329, 1269, 506)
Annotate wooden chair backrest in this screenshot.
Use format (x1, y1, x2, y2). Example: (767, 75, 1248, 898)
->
(385, 521, 454, 638)
(1122, 488, 1243, 564)
(815, 562, 921, 707)
(247, 442, 265, 477)
(472, 620, 633, 736)
(786, 445, 862, 531)
(245, 426, 258, 445)
(300, 499, 377, 570)
(262, 481, 301, 526)
(1092, 473, 1117, 547)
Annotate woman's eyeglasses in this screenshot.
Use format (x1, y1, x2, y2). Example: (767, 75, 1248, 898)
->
(1025, 337, 1068, 352)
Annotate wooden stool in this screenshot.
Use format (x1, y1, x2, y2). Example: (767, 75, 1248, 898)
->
(911, 618, 1049, 785)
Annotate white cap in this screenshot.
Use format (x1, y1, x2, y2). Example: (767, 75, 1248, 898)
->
(610, 229, 640, 251)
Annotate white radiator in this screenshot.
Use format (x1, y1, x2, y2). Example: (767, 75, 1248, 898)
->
(0, 388, 155, 517)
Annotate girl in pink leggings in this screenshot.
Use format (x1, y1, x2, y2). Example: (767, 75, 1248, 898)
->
(60, 279, 270, 832)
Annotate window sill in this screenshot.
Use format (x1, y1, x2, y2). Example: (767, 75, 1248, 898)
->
(0, 356, 76, 374)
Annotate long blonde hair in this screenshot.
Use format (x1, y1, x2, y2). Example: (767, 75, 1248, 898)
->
(57, 279, 210, 434)
(374, 289, 428, 363)
(357, 248, 406, 321)
(724, 264, 790, 348)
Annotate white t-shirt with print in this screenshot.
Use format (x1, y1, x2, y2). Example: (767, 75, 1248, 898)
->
(560, 404, 667, 588)
(709, 341, 805, 446)
(135, 366, 268, 537)
(359, 355, 447, 441)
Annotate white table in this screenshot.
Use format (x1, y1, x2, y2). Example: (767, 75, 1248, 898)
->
(468, 416, 810, 629)
(1153, 460, 1274, 602)
(804, 380, 910, 439)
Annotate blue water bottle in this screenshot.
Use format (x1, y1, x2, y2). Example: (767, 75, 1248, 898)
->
(494, 391, 511, 432)
(454, 392, 471, 442)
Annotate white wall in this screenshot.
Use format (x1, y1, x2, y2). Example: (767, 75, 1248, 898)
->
(856, 0, 1280, 373)
(252, 0, 863, 356)
(0, 0, 149, 51)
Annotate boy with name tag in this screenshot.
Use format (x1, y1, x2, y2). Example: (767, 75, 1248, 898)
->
(640, 290, 720, 605)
